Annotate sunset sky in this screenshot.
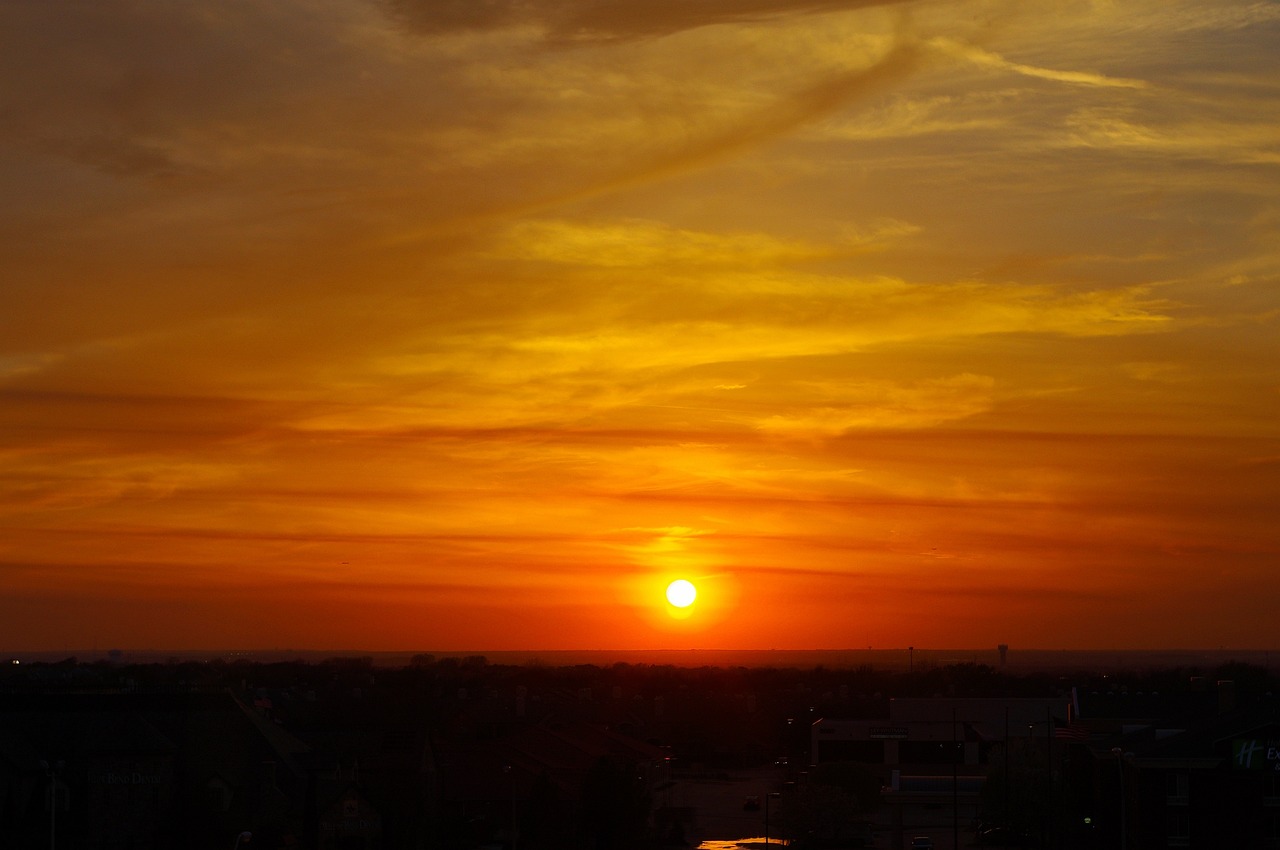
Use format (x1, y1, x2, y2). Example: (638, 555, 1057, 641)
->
(2, 0, 1278, 652)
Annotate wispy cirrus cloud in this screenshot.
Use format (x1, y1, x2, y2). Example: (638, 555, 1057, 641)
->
(1061, 106, 1280, 164)
(381, 0, 919, 42)
(929, 37, 1150, 89)
(756, 374, 997, 437)
(493, 218, 918, 267)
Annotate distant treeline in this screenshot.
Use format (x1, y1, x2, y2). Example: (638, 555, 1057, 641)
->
(9, 646, 1277, 672)
(5, 652, 1279, 708)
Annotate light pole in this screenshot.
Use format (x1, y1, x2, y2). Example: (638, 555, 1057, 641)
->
(503, 764, 517, 850)
(952, 707, 959, 850)
(1026, 716, 1054, 850)
(1110, 748, 1128, 850)
(39, 759, 62, 850)
(763, 791, 781, 847)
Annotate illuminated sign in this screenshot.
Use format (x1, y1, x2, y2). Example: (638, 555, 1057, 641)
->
(1231, 739, 1280, 770)
(870, 727, 909, 740)
(90, 772, 166, 785)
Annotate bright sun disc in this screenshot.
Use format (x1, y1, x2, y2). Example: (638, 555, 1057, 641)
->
(665, 579, 697, 608)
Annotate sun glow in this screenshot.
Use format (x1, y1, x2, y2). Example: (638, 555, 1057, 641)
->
(665, 579, 697, 608)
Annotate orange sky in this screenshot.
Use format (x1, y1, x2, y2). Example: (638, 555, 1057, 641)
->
(2, 0, 1278, 652)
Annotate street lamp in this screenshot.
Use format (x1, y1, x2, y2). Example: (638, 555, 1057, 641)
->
(1111, 748, 1131, 850)
(1026, 716, 1054, 850)
(39, 759, 63, 850)
(503, 764, 518, 850)
(763, 791, 781, 847)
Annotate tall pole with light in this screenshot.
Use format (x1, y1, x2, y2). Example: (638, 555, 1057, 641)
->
(1026, 716, 1053, 850)
(1111, 748, 1127, 850)
(764, 791, 781, 847)
(952, 706, 959, 850)
(503, 763, 518, 850)
(39, 759, 63, 850)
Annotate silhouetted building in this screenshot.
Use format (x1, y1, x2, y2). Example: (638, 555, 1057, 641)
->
(813, 697, 1066, 776)
(0, 691, 307, 849)
(433, 719, 667, 849)
(1084, 698, 1280, 849)
(317, 784, 383, 849)
(813, 697, 1070, 847)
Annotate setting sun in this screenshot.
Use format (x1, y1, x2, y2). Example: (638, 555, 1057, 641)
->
(665, 580, 697, 609)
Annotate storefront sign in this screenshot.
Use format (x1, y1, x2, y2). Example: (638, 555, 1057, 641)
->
(869, 726, 909, 740)
(1232, 739, 1280, 770)
(90, 772, 166, 785)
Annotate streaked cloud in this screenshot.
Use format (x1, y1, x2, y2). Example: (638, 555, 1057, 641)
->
(381, 0, 919, 42)
(1062, 107, 1280, 164)
(496, 219, 857, 267)
(756, 374, 997, 436)
(929, 37, 1150, 89)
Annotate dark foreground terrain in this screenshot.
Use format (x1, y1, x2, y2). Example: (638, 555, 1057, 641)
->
(3, 652, 1277, 849)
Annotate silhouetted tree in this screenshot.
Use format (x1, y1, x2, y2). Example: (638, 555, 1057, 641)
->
(579, 756, 651, 850)
(519, 772, 567, 850)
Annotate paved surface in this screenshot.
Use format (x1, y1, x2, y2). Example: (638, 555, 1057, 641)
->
(675, 767, 986, 850)
(668, 766, 787, 844)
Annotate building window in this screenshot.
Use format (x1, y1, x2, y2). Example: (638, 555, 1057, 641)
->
(1166, 810, 1190, 847)
(1165, 772, 1188, 805)
(45, 781, 69, 814)
(205, 777, 232, 813)
(817, 739, 883, 763)
(899, 740, 962, 765)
